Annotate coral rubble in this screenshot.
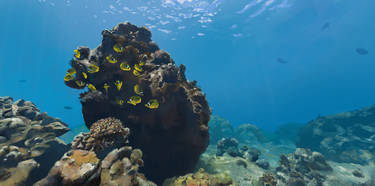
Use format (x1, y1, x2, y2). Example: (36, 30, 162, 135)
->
(296, 105, 375, 164)
(63, 22, 211, 182)
(0, 96, 69, 185)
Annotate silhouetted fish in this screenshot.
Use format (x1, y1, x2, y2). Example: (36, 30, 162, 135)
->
(18, 80, 27, 83)
(356, 48, 369, 55)
(63, 106, 72, 110)
(321, 22, 330, 31)
(277, 57, 288, 64)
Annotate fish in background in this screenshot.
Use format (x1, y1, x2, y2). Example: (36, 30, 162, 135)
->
(321, 22, 330, 31)
(277, 57, 288, 64)
(63, 106, 72, 110)
(18, 80, 27, 83)
(356, 48, 369, 55)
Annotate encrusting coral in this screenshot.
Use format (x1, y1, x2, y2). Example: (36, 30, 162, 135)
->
(63, 22, 211, 183)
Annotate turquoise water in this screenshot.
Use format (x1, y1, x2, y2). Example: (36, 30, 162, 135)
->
(0, 0, 374, 131)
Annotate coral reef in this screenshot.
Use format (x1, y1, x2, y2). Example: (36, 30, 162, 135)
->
(0, 96, 69, 185)
(234, 124, 266, 144)
(36, 125, 156, 186)
(275, 148, 332, 185)
(296, 105, 375, 164)
(163, 168, 234, 186)
(63, 22, 211, 182)
(209, 115, 234, 144)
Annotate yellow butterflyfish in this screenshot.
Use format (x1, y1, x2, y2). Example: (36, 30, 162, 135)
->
(87, 84, 96, 91)
(67, 68, 76, 75)
(139, 60, 145, 66)
(132, 69, 141, 76)
(74, 49, 80, 59)
(115, 80, 123, 91)
(113, 43, 124, 53)
(87, 64, 99, 73)
(134, 84, 144, 96)
(82, 72, 88, 79)
(75, 80, 85, 87)
(106, 55, 117, 64)
(127, 96, 141, 106)
(145, 99, 159, 109)
(64, 73, 75, 82)
(116, 99, 124, 106)
(120, 62, 131, 71)
(104, 83, 110, 93)
(134, 64, 143, 72)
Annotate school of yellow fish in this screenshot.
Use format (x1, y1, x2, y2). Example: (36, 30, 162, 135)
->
(64, 43, 159, 109)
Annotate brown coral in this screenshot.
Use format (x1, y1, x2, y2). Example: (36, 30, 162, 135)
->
(71, 117, 129, 158)
(64, 22, 211, 183)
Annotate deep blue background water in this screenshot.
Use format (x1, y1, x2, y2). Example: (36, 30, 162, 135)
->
(0, 0, 374, 131)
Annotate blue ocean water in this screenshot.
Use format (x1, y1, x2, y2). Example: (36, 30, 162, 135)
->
(0, 0, 374, 131)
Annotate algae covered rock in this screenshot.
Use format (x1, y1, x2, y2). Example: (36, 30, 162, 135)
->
(0, 96, 70, 185)
(163, 168, 234, 186)
(63, 22, 211, 182)
(296, 105, 375, 164)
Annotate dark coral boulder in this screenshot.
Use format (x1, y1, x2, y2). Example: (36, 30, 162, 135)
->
(63, 22, 211, 183)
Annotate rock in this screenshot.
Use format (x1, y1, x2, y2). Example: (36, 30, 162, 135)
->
(297, 105, 375, 164)
(256, 159, 270, 169)
(163, 168, 233, 186)
(64, 22, 211, 183)
(208, 115, 234, 144)
(0, 159, 39, 186)
(352, 170, 364, 178)
(247, 147, 261, 162)
(235, 123, 266, 144)
(216, 138, 242, 157)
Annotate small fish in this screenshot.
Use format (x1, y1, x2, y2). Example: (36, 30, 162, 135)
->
(74, 49, 81, 59)
(113, 43, 124, 53)
(127, 96, 141, 106)
(145, 99, 159, 109)
(134, 84, 144, 96)
(63, 106, 72, 110)
(139, 60, 145, 66)
(132, 69, 141, 76)
(18, 80, 27, 83)
(106, 55, 117, 64)
(120, 62, 131, 71)
(356, 48, 369, 55)
(75, 80, 85, 87)
(104, 83, 110, 93)
(64, 73, 75, 82)
(116, 99, 124, 106)
(134, 64, 143, 72)
(276, 57, 288, 64)
(67, 68, 76, 75)
(321, 22, 330, 31)
(87, 84, 96, 91)
(115, 80, 123, 91)
(82, 72, 88, 79)
(87, 64, 99, 73)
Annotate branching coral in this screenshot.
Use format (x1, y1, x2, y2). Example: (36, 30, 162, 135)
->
(71, 117, 129, 157)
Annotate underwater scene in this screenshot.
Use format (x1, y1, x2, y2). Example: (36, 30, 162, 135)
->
(0, 0, 375, 185)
